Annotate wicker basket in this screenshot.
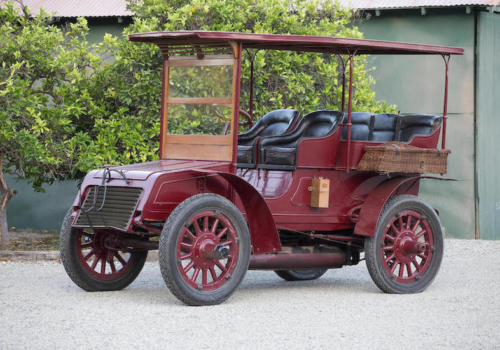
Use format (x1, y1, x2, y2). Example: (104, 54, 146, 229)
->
(356, 142, 451, 174)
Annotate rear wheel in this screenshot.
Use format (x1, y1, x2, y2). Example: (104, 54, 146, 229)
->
(60, 210, 148, 291)
(274, 269, 328, 281)
(365, 195, 444, 294)
(159, 194, 251, 306)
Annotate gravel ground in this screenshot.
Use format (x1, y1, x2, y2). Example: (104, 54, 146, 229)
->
(0, 239, 499, 350)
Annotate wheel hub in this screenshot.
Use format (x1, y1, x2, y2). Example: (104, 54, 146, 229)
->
(394, 231, 419, 263)
(193, 234, 219, 267)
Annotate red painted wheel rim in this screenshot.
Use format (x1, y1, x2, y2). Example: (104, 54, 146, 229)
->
(76, 229, 135, 280)
(176, 210, 239, 291)
(380, 210, 434, 284)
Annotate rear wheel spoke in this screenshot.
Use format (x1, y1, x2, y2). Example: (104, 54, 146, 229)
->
(398, 216, 404, 232)
(416, 229, 427, 238)
(100, 259, 106, 275)
(83, 249, 95, 261)
(110, 260, 116, 273)
(91, 256, 99, 270)
(398, 263, 405, 278)
(412, 257, 421, 271)
(412, 219, 421, 232)
(115, 252, 126, 266)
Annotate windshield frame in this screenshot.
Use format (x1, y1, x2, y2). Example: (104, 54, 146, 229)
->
(160, 53, 239, 162)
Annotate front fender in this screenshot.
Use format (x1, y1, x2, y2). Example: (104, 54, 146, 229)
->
(193, 170, 282, 254)
(353, 176, 421, 237)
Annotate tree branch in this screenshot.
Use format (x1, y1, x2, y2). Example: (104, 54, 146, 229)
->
(0, 153, 18, 211)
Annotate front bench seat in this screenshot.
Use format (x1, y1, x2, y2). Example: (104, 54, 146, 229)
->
(398, 114, 442, 142)
(237, 109, 300, 167)
(259, 110, 344, 168)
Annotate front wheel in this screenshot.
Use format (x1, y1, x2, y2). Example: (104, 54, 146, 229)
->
(159, 194, 251, 306)
(365, 195, 444, 294)
(274, 269, 328, 281)
(60, 210, 148, 291)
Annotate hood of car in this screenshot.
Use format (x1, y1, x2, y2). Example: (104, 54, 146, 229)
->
(91, 160, 231, 181)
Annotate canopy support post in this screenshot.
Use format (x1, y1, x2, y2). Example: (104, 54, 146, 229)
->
(346, 51, 357, 173)
(245, 49, 261, 118)
(336, 54, 347, 113)
(441, 54, 450, 149)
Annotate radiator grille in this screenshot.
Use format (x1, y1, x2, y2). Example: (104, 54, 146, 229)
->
(75, 186, 142, 230)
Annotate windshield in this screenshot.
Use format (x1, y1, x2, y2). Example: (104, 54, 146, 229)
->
(166, 58, 234, 136)
(162, 55, 236, 162)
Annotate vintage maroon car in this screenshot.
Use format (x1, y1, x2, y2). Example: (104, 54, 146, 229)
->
(60, 31, 463, 305)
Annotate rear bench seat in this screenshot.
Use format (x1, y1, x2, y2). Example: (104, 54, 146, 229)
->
(398, 114, 442, 142)
(341, 113, 442, 143)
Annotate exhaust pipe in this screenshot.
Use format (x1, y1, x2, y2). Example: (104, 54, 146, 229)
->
(249, 246, 347, 270)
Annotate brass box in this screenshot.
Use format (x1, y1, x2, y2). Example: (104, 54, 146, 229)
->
(308, 178, 330, 208)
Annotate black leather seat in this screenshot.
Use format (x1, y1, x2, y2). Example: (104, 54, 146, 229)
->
(341, 112, 374, 141)
(398, 114, 442, 142)
(371, 113, 399, 142)
(259, 110, 344, 169)
(237, 109, 300, 167)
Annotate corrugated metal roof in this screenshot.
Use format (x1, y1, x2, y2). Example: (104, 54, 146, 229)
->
(1, 0, 499, 18)
(0, 0, 132, 17)
(340, 0, 500, 9)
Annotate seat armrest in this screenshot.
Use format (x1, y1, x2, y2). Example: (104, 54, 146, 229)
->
(238, 121, 267, 143)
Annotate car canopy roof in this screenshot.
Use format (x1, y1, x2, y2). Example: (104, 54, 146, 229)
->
(129, 31, 464, 56)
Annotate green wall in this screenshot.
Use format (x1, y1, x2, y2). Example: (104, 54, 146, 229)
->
(5, 175, 78, 230)
(476, 11, 500, 240)
(359, 9, 476, 239)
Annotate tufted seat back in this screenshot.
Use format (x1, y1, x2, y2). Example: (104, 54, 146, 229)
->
(237, 109, 300, 167)
(371, 113, 399, 142)
(341, 112, 374, 141)
(398, 114, 442, 142)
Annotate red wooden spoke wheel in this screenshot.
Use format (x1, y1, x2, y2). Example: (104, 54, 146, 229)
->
(76, 229, 136, 281)
(177, 211, 239, 291)
(60, 210, 148, 291)
(365, 195, 443, 294)
(159, 194, 250, 306)
(380, 210, 434, 283)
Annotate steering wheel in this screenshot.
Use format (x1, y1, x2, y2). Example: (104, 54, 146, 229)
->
(212, 105, 254, 135)
(238, 109, 253, 129)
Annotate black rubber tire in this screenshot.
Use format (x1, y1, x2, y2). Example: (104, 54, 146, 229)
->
(159, 194, 251, 306)
(60, 209, 148, 291)
(365, 195, 444, 294)
(274, 269, 328, 281)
